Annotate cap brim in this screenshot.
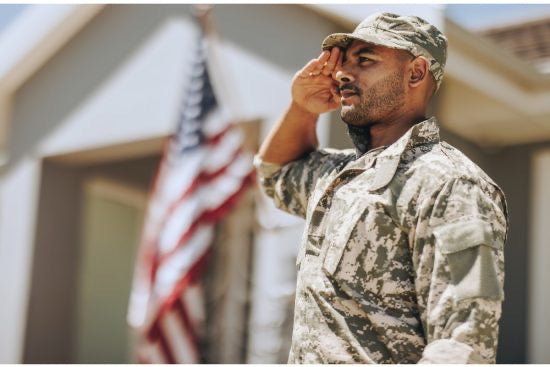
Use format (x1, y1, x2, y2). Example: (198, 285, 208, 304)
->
(321, 32, 408, 52)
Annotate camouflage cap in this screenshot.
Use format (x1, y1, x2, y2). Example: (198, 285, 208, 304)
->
(322, 12, 448, 90)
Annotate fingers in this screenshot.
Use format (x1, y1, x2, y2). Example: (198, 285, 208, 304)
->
(301, 50, 330, 76)
(332, 52, 343, 79)
(321, 47, 340, 76)
(299, 48, 341, 78)
(329, 84, 341, 106)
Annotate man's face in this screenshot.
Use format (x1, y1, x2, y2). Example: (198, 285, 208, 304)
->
(334, 40, 410, 127)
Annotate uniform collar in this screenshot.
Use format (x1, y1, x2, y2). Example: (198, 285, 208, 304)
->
(369, 116, 440, 191)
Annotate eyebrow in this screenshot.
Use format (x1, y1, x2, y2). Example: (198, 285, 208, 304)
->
(343, 46, 378, 63)
(352, 47, 378, 57)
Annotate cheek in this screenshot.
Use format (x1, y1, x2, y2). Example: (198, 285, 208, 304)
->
(355, 69, 383, 91)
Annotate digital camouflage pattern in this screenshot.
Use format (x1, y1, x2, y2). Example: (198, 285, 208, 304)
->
(254, 118, 508, 363)
(322, 12, 448, 90)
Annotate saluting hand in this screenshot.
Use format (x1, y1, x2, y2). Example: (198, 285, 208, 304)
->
(291, 47, 342, 115)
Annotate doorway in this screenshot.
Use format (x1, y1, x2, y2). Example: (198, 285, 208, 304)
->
(23, 153, 160, 363)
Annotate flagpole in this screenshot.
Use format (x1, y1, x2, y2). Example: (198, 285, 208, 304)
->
(192, 4, 214, 35)
(191, 4, 243, 121)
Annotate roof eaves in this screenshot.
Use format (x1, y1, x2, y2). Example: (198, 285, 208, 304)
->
(445, 17, 550, 89)
(0, 4, 104, 96)
(478, 12, 550, 33)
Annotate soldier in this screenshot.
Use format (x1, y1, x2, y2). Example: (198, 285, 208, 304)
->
(254, 12, 508, 364)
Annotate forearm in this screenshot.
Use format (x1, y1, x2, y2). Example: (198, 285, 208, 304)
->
(258, 101, 319, 165)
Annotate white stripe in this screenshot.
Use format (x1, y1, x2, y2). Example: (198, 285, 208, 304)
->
(142, 125, 244, 245)
(130, 152, 252, 332)
(202, 105, 232, 137)
(155, 127, 243, 211)
(143, 342, 166, 364)
(158, 151, 203, 204)
(182, 284, 206, 334)
(202, 128, 244, 172)
(127, 286, 151, 329)
(157, 151, 252, 254)
(154, 225, 213, 298)
(162, 309, 199, 363)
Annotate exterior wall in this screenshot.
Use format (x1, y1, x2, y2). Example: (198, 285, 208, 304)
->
(22, 160, 82, 363)
(529, 148, 550, 363)
(484, 144, 532, 363)
(0, 158, 41, 362)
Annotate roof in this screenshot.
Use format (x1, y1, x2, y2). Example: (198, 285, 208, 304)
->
(0, 4, 104, 95)
(481, 15, 550, 73)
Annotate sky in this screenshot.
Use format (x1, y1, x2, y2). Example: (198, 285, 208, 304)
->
(446, 4, 550, 30)
(1, 4, 550, 34)
(0, 4, 26, 34)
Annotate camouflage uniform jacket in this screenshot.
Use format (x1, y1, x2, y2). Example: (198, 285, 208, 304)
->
(254, 117, 508, 363)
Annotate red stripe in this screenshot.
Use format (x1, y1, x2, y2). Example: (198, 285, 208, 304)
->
(174, 297, 201, 355)
(145, 170, 254, 332)
(145, 247, 212, 362)
(154, 246, 212, 325)
(136, 349, 151, 364)
(138, 125, 231, 270)
(204, 125, 231, 146)
(147, 322, 176, 364)
(146, 130, 241, 284)
(163, 147, 244, 223)
(156, 170, 254, 266)
(132, 136, 172, 290)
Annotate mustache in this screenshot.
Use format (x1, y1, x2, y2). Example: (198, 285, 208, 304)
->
(337, 83, 362, 95)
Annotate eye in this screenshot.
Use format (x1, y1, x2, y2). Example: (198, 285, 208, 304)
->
(358, 56, 372, 64)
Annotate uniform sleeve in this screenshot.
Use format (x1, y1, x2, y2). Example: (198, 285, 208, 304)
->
(410, 177, 508, 364)
(253, 149, 351, 218)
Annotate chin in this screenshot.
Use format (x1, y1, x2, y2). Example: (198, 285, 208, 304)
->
(340, 107, 371, 127)
(340, 105, 355, 121)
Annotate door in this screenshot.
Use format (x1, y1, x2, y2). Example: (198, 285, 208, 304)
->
(74, 177, 146, 363)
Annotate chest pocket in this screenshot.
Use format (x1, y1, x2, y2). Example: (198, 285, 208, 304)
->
(321, 191, 415, 301)
(322, 196, 368, 275)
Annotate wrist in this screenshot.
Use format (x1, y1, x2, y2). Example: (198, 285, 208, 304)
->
(289, 100, 319, 123)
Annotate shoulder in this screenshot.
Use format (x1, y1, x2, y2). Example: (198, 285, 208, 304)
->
(394, 142, 507, 222)
(313, 147, 356, 162)
(301, 147, 356, 174)
(402, 141, 500, 192)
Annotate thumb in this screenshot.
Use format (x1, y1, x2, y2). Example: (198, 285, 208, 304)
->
(329, 85, 341, 106)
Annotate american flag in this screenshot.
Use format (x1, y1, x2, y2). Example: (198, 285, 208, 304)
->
(127, 33, 254, 363)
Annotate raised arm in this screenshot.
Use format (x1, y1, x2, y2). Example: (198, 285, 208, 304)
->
(258, 47, 342, 165)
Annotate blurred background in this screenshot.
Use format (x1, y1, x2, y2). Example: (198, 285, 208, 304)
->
(0, 3, 549, 364)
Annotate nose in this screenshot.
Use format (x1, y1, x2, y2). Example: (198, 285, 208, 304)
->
(334, 68, 355, 84)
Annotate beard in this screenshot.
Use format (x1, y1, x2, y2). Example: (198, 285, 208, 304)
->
(340, 70, 406, 156)
(340, 70, 406, 126)
(346, 124, 371, 157)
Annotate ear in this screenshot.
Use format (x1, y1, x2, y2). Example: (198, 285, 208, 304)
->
(408, 56, 430, 89)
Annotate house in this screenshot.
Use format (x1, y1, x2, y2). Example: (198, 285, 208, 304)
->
(0, 4, 549, 363)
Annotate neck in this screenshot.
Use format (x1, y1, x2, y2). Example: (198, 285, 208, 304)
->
(347, 113, 427, 157)
(346, 125, 371, 157)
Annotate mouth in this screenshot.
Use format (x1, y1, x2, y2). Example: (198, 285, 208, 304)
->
(340, 90, 359, 105)
(338, 85, 360, 103)
(340, 90, 358, 99)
